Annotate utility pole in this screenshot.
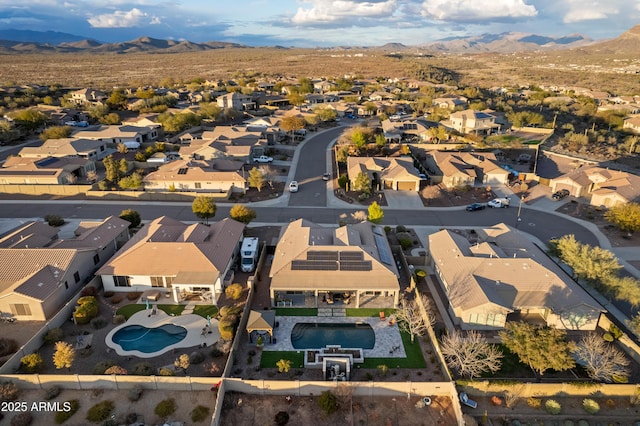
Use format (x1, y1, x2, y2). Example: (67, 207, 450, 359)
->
(515, 195, 525, 228)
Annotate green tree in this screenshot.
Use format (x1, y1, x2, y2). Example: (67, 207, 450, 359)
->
(499, 322, 576, 377)
(53, 341, 75, 370)
(20, 353, 43, 373)
(40, 125, 72, 141)
(100, 112, 121, 125)
(368, 201, 384, 224)
(248, 167, 266, 192)
(280, 115, 306, 140)
(605, 202, 640, 234)
(119, 209, 141, 228)
(8, 109, 47, 131)
(351, 129, 367, 152)
(191, 196, 217, 224)
(229, 204, 257, 224)
(276, 359, 291, 373)
(313, 106, 337, 122)
(353, 172, 371, 196)
(286, 92, 306, 109)
(102, 155, 119, 182)
(89, 104, 110, 119)
(106, 89, 128, 109)
(118, 172, 143, 190)
(318, 390, 339, 414)
(375, 134, 386, 148)
(199, 102, 222, 120)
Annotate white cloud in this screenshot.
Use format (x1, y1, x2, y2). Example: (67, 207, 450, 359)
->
(149, 16, 162, 25)
(421, 0, 537, 21)
(291, 0, 398, 25)
(87, 7, 148, 28)
(562, 0, 617, 23)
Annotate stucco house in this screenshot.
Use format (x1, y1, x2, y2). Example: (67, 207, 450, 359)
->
(70, 88, 107, 107)
(19, 138, 109, 161)
(426, 151, 508, 188)
(180, 126, 266, 162)
(432, 95, 468, 110)
(550, 165, 640, 207)
(381, 118, 431, 142)
(347, 157, 422, 191)
(269, 219, 400, 308)
(216, 92, 256, 111)
(143, 159, 246, 194)
(623, 115, 640, 134)
(444, 109, 500, 135)
(73, 125, 159, 145)
(97, 216, 245, 304)
(0, 217, 130, 321)
(428, 223, 604, 331)
(0, 156, 95, 185)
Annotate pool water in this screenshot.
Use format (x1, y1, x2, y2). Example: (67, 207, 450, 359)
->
(111, 324, 187, 353)
(291, 322, 374, 349)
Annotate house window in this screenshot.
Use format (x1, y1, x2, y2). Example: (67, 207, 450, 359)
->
(65, 281, 68, 290)
(151, 276, 164, 287)
(93, 254, 100, 265)
(165, 276, 173, 288)
(74, 272, 80, 283)
(10, 304, 31, 316)
(114, 276, 131, 287)
(194, 182, 202, 189)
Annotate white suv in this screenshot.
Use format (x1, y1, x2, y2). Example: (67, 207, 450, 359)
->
(288, 181, 299, 192)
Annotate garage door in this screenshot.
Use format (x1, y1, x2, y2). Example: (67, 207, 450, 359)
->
(396, 181, 416, 191)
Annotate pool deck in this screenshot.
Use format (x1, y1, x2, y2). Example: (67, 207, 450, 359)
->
(105, 308, 220, 358)
(267, 316, 406, 358)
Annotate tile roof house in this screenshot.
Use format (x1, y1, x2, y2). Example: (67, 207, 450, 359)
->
(444, 109, 500, 135)
(143, 159, 246, 194)
(179, 126, 266, 162)
(347, 157, 422, 191)
(426, 151, 509, 188)
(381, 118, 431, 142)
(269, 219, 400, 308)
(623, 115, 640, 134)
(432, 95, 468, 110)
(97, 216, 245, 304)
(428, 223, 604, 331)
(0, 156, 95, 184)
(19, 137, 109, 160)
(0, 217, 130, 321)
(70, 88, 107, 107)
(550, 165, 640, 207)
(73, 124, 159, 144)
(216, 92, 256, 111)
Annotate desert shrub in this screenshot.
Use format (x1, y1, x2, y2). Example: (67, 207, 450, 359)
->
(275, 411, 290, 426)
(190, 405, 210, 422)
(86, 400, 114, 422)
(131, 362, 153, 376)
(127, 385, 143, 402)
(110, 295, 123, 304)
(125, 413, 139, 424)
(190, 351, 205, 365)
(396, 225, 406, 232)
(384, 225, 391, 234)
(527, 397, 541, 408)
(225, 283, 243, 300)
(112, 314, 126, 324)
(10, 412, 32, 426)
(154, 398, 176, 418)
(415, 269, 426, 278)
(54, 399, 79, 424)
(209, 347, 224, 358)
(80, 286, 97, 297)
(399, 238, 412, 250)
(74, 296, 98, 324)
(219, 305, 242, 318)
(90, 317, 108, 329)
(218, 316, 236, 341)
(126, 292, 141, 301)
(337, 174, 349, 188)
(20, 353, 43, 373)
(45, 385, 61, 400)
(103, 291, 114, 298)
(104, 365, 127, 375)
(43, 328, 64, 345)
(158, 368, 175, 376)
(318, 390, 338, 414)
(0, 382, 20, 402)
(583, 398, 600, 414)
(92, 360, 116, 375)
(44, 214, 64, 227)
(545, 399, 561, 415)
(0, 338, 18, 356)
(605, 398, 616, 408)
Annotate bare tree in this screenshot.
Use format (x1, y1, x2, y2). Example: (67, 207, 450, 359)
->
(573, 333, 630, 382)
(350, 210, 367, 222)
(395, 294, 435, 343)
(440, 330, 503, 379)
(503, 385, 525, 408)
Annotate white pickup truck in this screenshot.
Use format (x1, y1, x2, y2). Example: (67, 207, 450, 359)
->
(253, 155, 273, 163)
(488, 197, 511, 208)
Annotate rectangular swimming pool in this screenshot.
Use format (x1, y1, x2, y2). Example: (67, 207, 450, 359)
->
(291, 322, 375, 349)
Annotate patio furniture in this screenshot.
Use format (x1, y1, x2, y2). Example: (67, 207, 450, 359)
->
(379, 311, 386, 321)
(459, 392, 477, 409)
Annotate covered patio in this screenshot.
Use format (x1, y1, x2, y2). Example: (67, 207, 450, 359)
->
(271, 285, 399, 309)
(246, 310, 276, 344)
(170, 271, 218, 304)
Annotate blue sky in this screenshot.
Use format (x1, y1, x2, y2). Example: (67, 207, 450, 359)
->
(0, 1, 637, 46)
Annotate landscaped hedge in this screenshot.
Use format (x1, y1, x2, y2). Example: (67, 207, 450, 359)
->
(73, 296, 98, 325)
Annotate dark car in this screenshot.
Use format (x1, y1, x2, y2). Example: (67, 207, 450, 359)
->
(552, 189, 570, 200)
(466, 203, 486, 211)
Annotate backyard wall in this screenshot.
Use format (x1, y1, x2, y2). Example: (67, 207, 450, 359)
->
(460, 381, 639, 398)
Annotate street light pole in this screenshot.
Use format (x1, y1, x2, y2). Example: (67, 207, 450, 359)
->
(516, 195, 525, 228)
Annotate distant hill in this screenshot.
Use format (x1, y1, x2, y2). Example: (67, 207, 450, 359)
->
(420, 31, 593, 53)
(0, 29, 92, 44)
(575, 24, 640, 54)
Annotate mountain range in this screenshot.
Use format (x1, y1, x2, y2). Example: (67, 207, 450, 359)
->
(0, 25, 638, 54)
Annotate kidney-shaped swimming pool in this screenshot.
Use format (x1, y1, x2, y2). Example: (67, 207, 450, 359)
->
(111, 324, 187, 353)
(291, 322, 374, 349)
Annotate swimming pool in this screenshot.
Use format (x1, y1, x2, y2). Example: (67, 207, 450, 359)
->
(291, 322, 375, 349)
(111, 324, 187, 353)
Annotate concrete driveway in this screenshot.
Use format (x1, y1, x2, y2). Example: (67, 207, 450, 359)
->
(383, 191, 425, 209)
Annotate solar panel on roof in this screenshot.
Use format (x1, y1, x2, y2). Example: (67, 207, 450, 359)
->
(291, 260, 338, 271)
(35, 157, 58, 167)
(340, 260, 372, 271)
(177, 168, 189, 174)
(307, 250, 338, 261)
(339, 251, 364, 261)
(373, 232, 394, 265)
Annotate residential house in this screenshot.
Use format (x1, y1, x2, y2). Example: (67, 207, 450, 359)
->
(0, 156, 95, 184)
(347, 157, 422, 191)
(73, 125, 159, 145)
(19, 137, 109, 161)
(550, 165, 640, 207)
(381, 118, 431, 142)
(623, 115, 640, 134)
(269, 219, 400, 308)
(97, 216, 245, 304)
(216, 92, 256, 110)
(0, 217, 130, 321)
(426, 151, 509, 188)
(179, 126, 266, 162)
(428, 223, 604, 331)
(143, 158, 246, 194)
(445, 109, 500, 135)
(70, 88, 107, 107)
(432, 95, 468, 110)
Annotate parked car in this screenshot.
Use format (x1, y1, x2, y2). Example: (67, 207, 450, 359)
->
(488, 197, 511, 208)
(552, 189, 570, 200)
(289, 181, 299, 192)
(253, 155, 273, 163)
(466, 203, 486, 212)
(322, 173, 330, 181)
(77, 121, 89, 127)
(64, 121, 77, 126)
